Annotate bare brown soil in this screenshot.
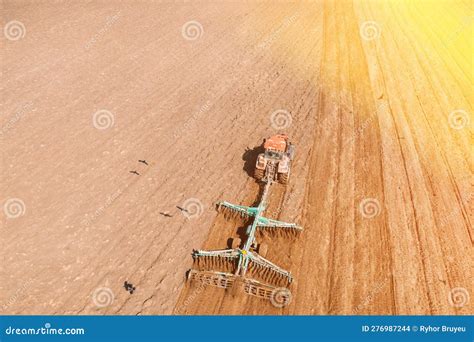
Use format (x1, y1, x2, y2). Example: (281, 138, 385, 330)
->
(1, 0, 471, 315)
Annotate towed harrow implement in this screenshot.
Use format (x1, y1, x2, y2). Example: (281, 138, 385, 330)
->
(187, 135, 301, 306)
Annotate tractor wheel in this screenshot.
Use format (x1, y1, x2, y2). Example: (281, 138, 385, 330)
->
(231, 237, 241, 249)
(287, 143, 295, 160)
(258, 243, 268, 258)
(279, 171, 289, 184)
(254, 168, 264, 180)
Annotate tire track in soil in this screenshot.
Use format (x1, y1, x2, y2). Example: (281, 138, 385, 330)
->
(173, 1, 323, 315)
(377, 1, 470, 314)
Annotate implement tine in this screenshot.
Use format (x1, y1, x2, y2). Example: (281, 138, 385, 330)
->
(191, 253, 237, 274)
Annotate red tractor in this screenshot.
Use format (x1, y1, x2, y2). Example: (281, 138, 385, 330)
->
(254, 134, 295, 184)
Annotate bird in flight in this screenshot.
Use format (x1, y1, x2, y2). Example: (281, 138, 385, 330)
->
(138, 160, 148, 165)
(129, 170, 140, 175)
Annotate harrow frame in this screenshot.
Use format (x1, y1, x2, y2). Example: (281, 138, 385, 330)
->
(187, 142, 301, 304)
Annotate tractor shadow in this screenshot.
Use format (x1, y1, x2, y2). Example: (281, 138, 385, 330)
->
(242, 144, 264, 178)
(226, 224, 253, 249)
(224, 184, 268, 250)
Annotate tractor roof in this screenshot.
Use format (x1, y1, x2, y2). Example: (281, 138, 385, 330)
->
(264, 134, 288, 152)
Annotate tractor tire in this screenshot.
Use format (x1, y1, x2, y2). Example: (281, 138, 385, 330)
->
(231, 237, 241, 249)
(279, 171, 289, 184)
(258, 243, 268, 258)
(287, 143, 295, 160)
(254, 168, 264, 180)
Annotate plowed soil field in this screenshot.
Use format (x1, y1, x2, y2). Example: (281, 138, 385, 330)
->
(1, 0, 471, 315)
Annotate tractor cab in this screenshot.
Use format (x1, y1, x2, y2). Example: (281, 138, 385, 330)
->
(265, 149, 283, 160)
(263, 134, 288, 152)
(255, 134, 294, 184)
